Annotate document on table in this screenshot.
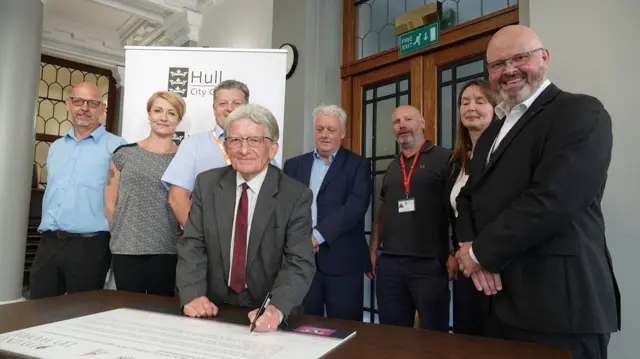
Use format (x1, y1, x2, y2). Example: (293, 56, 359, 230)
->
(0, 308, 355, 359)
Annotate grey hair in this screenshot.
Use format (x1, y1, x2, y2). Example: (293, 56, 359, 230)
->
(224, 104, 280, 142)
(312, 104, 347, 129)
(213, 79, 250, 102)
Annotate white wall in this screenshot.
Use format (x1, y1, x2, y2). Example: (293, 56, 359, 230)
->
(521, 1, 639, 358)
(199, 0, 274, 48)
(196, 0, 342, 160)
(272, 0, 342, 159)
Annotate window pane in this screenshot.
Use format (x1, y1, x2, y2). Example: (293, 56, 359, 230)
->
(457, 0, 482, 24)
(357, 4, 371, 43)
(376, 158, 395, 173)
(399, 94, 409, 106)
(456, 60, 485, 79)
(371, 0, 387, 33)
(363, 274, 371, 308)
(440, 85, 452, 149)
(442, 69, 452, 83)
(364, 203, 372, 232)
(377, 82, 396, 98)
(366, 89, 373, 101)
(365, 103, 373, 157)
(407, 0, 428, 13)
(355, 0, 515, 60)
(400, 79, 409, 92)
(388, 1, 406, 23)
(373, 276, 378, 310)
(374, 173, 385, 218)
(440, 0, 458, 29)
(380, 24, 397, 53)
(375, 97, 397, 156)
(483, 0, 509, 13)
(362, 31, 379, 59)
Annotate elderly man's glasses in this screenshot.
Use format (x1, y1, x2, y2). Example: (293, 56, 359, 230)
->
(69, 97, 102, 109)
(226, 136, 273, 148)
(487, 47, 544, 72)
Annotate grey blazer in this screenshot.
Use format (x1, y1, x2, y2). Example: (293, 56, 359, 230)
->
(176, 164, 316, 316)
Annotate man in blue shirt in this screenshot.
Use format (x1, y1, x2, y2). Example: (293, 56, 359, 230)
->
(283, 105, 372, 321)
(162, 80, 249, 227)
(30, 82, 126, 299)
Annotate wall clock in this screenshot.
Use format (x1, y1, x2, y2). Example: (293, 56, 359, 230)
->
(279, 43, 299, 79)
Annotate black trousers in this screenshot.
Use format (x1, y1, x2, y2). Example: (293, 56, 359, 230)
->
(303, 269, 363, 321)
(487, 308, 610, 359)
(29, 231, 111, 299)
(452, 275, 490, 335)
(112, 254, 177, 297)
(376, 254, 450, 331)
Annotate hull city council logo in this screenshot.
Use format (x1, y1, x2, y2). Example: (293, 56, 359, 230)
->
(167, 66, 224, 98)
(168, 67, 189, 97)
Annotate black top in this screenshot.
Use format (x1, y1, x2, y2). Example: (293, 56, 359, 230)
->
(379, 140, 452, 260)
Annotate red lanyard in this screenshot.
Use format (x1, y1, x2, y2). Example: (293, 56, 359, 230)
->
(399, 143, 425, 197)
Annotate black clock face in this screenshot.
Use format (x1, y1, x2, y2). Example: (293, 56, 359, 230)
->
(279, 43, 298, 79)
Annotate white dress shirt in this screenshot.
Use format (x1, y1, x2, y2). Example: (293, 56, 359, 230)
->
(470, 79, 551, 265)
(228, 166, 283, 322)
(450, 170, 469, 218)
(228, 166, 268, 286)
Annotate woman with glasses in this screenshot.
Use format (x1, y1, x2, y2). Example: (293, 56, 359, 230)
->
(448, 79, 499, 335)
(104, 91, 186, 297)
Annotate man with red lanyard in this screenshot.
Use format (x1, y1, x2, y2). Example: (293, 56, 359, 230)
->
(368, 105, 453, 331)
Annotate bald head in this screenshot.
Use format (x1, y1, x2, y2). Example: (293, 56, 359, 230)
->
(71, 82, 101, 99)
(391, 105, 425, 152)
(392, 105, 422, 121)
(486, 25, 550, 110)
(487, 25, 544, 63)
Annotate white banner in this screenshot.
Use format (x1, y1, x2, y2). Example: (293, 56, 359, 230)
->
(121, 46, 287, 166)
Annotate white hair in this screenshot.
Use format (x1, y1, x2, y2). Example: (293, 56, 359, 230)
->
(312, 104, 347, 129)
(224, 104, 280, 142)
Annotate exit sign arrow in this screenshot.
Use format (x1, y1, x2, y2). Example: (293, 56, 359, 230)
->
(399, 22, 440, 56)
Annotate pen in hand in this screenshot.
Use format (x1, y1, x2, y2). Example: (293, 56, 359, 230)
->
(249, 292, 273, 333)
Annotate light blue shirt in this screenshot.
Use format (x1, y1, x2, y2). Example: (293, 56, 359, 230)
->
(161, 126, 229, 192)
(309, 149, 336, 245)
(38, 126, 126, 233)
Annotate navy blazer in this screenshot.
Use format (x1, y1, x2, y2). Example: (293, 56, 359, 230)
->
(283, 147, 372, 276)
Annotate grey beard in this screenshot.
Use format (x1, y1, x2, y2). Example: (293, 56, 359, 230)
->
(500, 67, 547, 110)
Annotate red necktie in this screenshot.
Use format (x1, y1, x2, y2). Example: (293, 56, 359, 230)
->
(230, 182, 248, 293)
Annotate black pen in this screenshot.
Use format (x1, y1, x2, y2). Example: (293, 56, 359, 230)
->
(250, 292, 273, 333)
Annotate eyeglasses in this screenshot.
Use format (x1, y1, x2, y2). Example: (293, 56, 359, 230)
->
(69, 97, 102, 109)
(486, 48, 544, 72)
(226, 136, 273, 148)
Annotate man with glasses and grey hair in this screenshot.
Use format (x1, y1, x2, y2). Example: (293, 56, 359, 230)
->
(176, 104, 315, 333)
(162, 79, 250, 227)
(30, 82, 126, 299)
(283, 104, 372, 321)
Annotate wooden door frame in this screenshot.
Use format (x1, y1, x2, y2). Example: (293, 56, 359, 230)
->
(348, 60, 411, 154)
(341, 2, 519, 152)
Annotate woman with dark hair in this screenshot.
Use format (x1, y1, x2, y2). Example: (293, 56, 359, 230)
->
(448, 79, 499, 335)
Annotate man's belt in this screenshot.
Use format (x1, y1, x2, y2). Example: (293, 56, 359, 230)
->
(45, 230, 107, 238)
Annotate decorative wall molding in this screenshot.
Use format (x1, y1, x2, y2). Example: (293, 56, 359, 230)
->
(112, 65, 125, 87)
(41, 0, 223, 69)
(163, 8, 203, 45)
(42, 13, 125, 67)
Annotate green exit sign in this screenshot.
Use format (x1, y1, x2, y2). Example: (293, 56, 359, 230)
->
(399, 22, 440, 56)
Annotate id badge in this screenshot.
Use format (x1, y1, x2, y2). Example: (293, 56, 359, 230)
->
(398, 198, 415, 213)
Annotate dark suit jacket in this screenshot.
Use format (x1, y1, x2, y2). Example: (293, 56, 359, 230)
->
(283, 147, 372, 275)
(176, 165, 316, 316)
(456, 83, 621, 334)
